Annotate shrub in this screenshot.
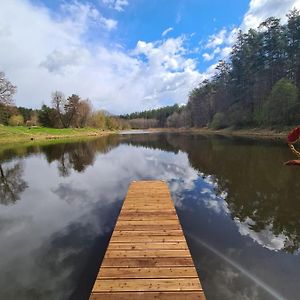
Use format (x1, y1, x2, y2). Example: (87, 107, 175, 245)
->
(210, 112, 227, 129)
(262, 78, 299, 125)
(8, 114, 24, 126)
(87, 111, 106, 129)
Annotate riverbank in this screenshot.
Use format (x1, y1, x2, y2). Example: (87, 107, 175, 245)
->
(0, 125, 290, 146)
(0, 126, 115, 144)
(147, 127, 289, 140)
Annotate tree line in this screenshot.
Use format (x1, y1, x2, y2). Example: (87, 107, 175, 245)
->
(124, 9, 300, 130)
(0, 72, 128, 130)
(120, 104, 184, 128)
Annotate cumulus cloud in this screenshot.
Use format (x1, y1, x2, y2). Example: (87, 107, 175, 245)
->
(60, 1, 118, 31)
(202, 0, 300, 64)
(204, 28, 237, 62)
(202, 47, 221, 61)
(40, 48, 90, 74)
(242, 0, 300, 30)
(0, 0, 206, 113)
(162, 27, 174, 37)
(102, 0, 129, 12)
(202, 53, 214, 62)
(100, 17, 118, 30)
(206, 28, 227, 49)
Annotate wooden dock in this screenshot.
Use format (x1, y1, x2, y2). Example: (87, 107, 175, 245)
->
(89, 180, 205, 299)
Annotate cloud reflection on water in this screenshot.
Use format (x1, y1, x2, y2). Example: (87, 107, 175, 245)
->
(0, 134, 299, 300)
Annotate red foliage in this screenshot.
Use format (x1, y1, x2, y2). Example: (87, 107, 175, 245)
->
(284, 160, 300, 166)
(287, 126, 300, 143)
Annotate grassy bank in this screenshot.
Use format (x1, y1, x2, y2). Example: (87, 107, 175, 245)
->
(0, 126, 115, 144)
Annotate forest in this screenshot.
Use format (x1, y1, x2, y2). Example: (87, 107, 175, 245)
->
(120, 104, 184, 128)
(124, 9, 300, 130)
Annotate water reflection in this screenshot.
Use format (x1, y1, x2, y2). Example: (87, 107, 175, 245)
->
(42, 136, 120, 177)
(0, 133, 299, 300)
(0, 162, 28, 205)
(45, 143, 96, 177)
(122, 133, 300, 254)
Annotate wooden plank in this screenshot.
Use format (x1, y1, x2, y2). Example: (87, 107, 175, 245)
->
(89, 181, 205, 299)
(123, 200, 174, 204)
(112, 230, 183, 237)
(105, 249, 191, 258)
(99, 267, 198, 279)
(122, 206, 175, 210)
(115, 224, 181, 230)
(101, 257, 194, 267)
(118, 216, 178, 221)
(90, 292, 206, 300)
(120, 210, 177, 214)
(92, 278, 202, 292)
(109, 236, 186, 243)
(125, 196, 173, 200)
(116, 220, 179, 225)
(108, 242, 189, 250)
(120, 210, 177, 215)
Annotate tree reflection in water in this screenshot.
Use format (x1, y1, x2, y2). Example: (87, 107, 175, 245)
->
(41, 136, 119, 177)
(0, 162, 28, 205)
(1, 133, 299, 253)
(122, 133, 300, 254)
(0, 133, 299, 300)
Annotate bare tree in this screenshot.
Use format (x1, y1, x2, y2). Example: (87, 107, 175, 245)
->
(88, 111, 106, 128)
(166, 112, 180, 128)
(51, 91, 66, 127)
(129, 118, 158, 129)
(76, 99, 92, 127)
(0, 71, 16, 105)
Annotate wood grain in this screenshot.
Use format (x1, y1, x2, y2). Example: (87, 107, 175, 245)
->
(89, 180, 205, 300)
(90, 292, 206, 300)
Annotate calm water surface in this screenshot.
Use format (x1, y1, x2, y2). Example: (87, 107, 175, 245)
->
(0, 133, 299, 300)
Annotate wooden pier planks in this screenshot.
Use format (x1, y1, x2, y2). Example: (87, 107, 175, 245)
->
(89, 180, 205, 299)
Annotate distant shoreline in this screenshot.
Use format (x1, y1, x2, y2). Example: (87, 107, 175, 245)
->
(0, 125, 290, 148)
(146, 127, 289, 140)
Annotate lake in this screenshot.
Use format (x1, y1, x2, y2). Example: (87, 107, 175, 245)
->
(0, 132, 299, 300)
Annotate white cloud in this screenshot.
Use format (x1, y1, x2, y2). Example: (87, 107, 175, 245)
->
(60, 1, 118, 32)
(202, 53, 213, 61)
(202, 47, 221, 61)
(40, 48, 90, 74)
(99, 17, 118, 30)
(202, 0, 300, 65)
(102, 0, 129, 12)
(0, 0, 206, 114)
(204, 28, 235, 62)
(162, 27, 174, 37)
(220, 46, 232, 59)
(206, 28, 227, 49)
(242, 0, 300, 30)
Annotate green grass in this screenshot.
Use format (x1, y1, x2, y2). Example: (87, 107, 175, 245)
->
(0, 125, 114, 144)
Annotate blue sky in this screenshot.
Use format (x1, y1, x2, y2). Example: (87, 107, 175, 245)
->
(0, 0, 299, 113)
(37, 0, 249, 71)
